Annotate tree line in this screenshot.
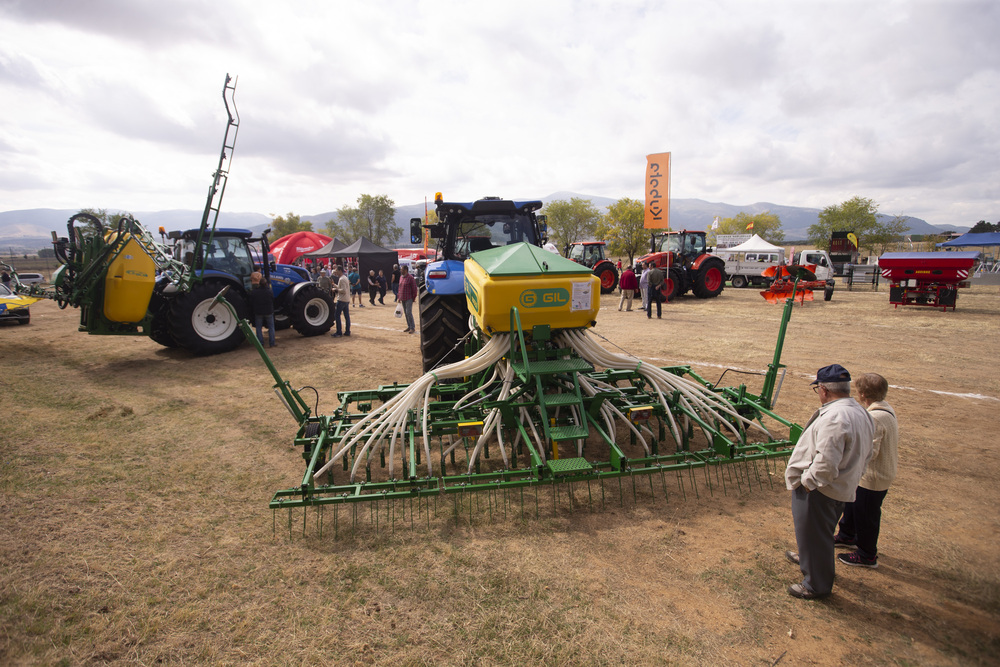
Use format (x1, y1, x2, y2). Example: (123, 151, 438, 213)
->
(270, 194, 402, 248)
(539, 195, 977, 261)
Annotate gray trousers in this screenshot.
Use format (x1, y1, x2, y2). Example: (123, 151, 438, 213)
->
(791, 486, 843, 595)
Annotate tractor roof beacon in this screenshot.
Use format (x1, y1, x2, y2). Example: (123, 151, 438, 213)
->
(567, 241, 619, 294)
(636, 230, 726, 301)
(410, 194, 548, 373)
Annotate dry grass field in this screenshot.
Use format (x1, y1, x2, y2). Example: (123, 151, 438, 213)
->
(2, 282, 998, 666)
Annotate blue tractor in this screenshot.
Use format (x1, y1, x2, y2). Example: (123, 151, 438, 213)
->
(149, 228, 335, 355)
(410, 194, 548, 372)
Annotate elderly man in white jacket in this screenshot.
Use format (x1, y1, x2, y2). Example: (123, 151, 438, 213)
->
(784, 364, 874, 599)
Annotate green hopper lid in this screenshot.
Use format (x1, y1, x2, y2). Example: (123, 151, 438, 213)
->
(470, 242, 590, 277)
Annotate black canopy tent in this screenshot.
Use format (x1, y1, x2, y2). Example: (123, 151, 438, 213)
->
(319, 237, 398, 290)
(302, 237, 349, 259)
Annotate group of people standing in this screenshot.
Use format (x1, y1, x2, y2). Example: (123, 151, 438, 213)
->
(784, 364, 899, 600)
(247, 261, 419, 345)
(615, 261, 666, 319)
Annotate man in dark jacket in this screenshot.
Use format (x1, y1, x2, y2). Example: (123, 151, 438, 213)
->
(646, 265, 664, 319)
(250, 271, 276, 347)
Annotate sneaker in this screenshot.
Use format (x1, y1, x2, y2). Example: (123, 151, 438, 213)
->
(331, 333, 342, 338)
(787, 582, 828, 600)
(837, 551, 878, 569)
(785, 550, 800, 565)
(834, 533, 857, 548)
(344, 332, 351, 336)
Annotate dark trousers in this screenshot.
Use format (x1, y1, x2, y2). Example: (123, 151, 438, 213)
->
(838, 486, 889, 560)
(368, 285, 377, 304)
(792, 486, 843, 595)
(646, 286, 662, 318)
(334, 301, 350, 335)
(254, 314, 275, 346)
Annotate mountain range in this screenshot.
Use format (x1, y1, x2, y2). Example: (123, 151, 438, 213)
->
(0, 194, 969, 254)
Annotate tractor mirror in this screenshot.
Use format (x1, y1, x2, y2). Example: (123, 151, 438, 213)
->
(409, 218, 422, 245)
(537, 215, 547, 233)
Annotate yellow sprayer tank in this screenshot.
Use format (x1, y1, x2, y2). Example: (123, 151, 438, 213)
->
(464, 243, 600, 333)
(103, 234, 156, 323)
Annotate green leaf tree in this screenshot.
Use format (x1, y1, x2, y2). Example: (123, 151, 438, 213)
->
(865, 214, 910, 255)
(970, 220, 999, 233)
(595, 198, 646, 264)
(542, 197, 603, 250)
(335, 194, 400, 248)
(807, 196, 879, 251)
(708, 211, 784, 246)
(270, 212, 313, 238)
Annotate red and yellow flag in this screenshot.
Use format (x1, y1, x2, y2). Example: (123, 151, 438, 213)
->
(644, 152, 670, 229)
(746, 221, 755, 231)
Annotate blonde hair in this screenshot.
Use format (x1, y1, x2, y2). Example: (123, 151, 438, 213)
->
(854, 373, 888, 402)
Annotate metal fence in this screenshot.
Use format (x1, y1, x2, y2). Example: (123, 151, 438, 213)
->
(844, 264, 881, 291)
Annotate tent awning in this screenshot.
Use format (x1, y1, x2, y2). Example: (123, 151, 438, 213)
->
(719, 234, 783, 253)
(938, 232, 1000, 247)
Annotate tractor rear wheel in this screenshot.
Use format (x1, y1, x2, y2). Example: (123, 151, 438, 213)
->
(418, 286, 469, 373)
(692, 259, 725, 298)
(289, 285, 335, 336)
(148, 296, 178, 348)
(594, 263, 619, 294)
(272, 313, 293, 330)
(169, 280, 248, 355)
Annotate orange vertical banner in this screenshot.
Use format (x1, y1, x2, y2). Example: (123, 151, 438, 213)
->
(644, 152, 670, 229)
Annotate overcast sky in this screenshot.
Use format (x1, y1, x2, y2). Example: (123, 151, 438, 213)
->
(1, 0, 997, 226)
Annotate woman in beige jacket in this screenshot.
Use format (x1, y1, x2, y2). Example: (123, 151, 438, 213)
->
(835, 373, 899, 568)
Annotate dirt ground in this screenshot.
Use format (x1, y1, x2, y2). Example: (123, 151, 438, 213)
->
(2, 282, 998, 665)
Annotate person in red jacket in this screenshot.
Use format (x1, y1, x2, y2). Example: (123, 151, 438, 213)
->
(618, 265, 638, 311)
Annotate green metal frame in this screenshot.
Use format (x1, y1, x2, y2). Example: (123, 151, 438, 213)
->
(234, 285, 807, 518)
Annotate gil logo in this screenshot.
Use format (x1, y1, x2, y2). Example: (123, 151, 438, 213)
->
(519, 288, 569, 308)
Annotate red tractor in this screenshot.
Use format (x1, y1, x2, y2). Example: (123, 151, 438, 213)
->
(636, 230, 725, 300)
(566, 241, 619, 293)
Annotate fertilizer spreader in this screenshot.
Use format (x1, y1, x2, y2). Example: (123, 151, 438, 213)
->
(878, 251, 979, 311)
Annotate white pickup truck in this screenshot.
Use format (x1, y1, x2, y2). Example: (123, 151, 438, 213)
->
(718, 249, 835, 288)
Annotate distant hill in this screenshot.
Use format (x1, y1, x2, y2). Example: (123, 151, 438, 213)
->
(0, 197, 971, 254)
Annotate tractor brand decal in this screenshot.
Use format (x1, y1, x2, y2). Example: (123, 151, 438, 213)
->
(519, 288, 569, 309)
(125, 269, 150, 277)
(464, 274, 480, 311)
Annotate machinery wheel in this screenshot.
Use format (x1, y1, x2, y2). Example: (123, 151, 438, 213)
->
(418, 286, 469, 373)
(17, 312, 30, 325)
(731, 275, 747, 289)
(594, 263, 619, 294)
(289, 285, 335, 336)
(692, 259, 725, 298)
(147, 291, 178, 347)
(272, 313, 293, 330)
(169, 281, 248, 355)
(824, 283, 835, 301)
(664, 267, 684, 301)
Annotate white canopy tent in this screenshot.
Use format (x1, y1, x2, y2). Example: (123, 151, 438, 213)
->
(722, 234, 783, 253)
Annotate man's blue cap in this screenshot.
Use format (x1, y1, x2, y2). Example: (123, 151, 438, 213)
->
(811, 364, 851, 385)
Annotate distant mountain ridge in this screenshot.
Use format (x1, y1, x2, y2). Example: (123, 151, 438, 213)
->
(0, 196, 969, 254)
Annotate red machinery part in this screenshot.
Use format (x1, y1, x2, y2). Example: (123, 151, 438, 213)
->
(878, 251, 979, 312)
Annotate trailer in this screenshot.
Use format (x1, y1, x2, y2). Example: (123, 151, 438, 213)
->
(878, 251, 980, 311)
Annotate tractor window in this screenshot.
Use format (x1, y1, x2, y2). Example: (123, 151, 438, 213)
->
(685, 235, 705, 255)
(657, 236, 683, 254)
(450, 213, 539, 259)
(205, 237, 254, 277)
(569, 245, 586, 261)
